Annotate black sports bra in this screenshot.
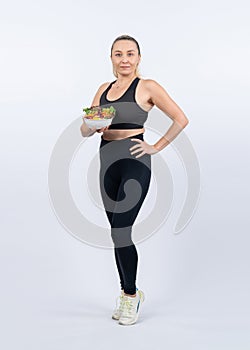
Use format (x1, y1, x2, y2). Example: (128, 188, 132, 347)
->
(99, 77, 148, 130)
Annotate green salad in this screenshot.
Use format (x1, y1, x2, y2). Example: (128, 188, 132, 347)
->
(83, 105, 116, 119)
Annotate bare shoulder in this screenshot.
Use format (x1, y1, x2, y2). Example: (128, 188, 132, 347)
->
(138, 78, 168, 106)
(91, 81, 111, 106)
(97, 81, 111, 93)
(139, 78, 164, 90)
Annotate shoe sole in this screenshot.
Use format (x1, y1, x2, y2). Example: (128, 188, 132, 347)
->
(112, 314, 120, 320)
(118, 315, 138, 325)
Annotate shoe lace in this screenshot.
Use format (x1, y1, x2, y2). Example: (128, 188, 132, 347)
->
(121, 298, 133, 316)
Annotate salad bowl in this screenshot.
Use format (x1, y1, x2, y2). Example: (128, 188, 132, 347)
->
(83, 105, 116, 129)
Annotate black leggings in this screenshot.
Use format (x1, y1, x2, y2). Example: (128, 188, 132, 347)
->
(99, 133, 151, 295)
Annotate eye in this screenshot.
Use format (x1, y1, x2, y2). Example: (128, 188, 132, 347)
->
(115, 53, 121, 57)
(128, 53, 134, 56)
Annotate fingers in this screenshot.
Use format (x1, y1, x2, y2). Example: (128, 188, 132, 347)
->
(131, 148, 142, 155)
(135, 151, 146, 158)
(129, 145, 140, 151)
(129, 140, 143, 151)
(96, 127, 103, 132)
(96, 126, 109, 133)
(130, 143, 144, 155)
(130, 147, 145, 158)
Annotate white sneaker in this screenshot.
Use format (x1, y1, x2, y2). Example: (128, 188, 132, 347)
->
(118, 289, 145, 326)
(112, 290, 125, 320)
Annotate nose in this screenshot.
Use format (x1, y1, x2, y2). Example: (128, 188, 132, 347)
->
(121, 56, 129, 63)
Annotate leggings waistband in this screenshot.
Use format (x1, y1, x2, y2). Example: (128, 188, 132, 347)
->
(101, 133, 144, 144)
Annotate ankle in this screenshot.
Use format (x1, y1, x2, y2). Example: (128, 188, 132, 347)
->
(124, 292, 136, 297)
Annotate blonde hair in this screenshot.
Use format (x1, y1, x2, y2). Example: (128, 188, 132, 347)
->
(111, 35, 141, 78)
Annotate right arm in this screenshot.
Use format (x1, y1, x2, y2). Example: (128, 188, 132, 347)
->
(80, 82, 110, 137)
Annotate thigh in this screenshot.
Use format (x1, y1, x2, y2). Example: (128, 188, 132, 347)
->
(99, 135, 151, 228)
(99, 160, 121, 225)
(111, 157, 152, 228)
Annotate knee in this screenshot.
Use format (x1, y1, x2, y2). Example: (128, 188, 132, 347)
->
(111, 226, 134, 248)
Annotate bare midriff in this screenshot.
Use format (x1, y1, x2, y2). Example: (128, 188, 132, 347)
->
(102, 127, 145, 141)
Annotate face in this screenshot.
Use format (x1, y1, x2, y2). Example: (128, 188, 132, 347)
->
(111, 40, 141, 77)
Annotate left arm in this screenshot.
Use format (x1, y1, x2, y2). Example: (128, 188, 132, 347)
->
(147, 79, 189, 151)
(130, 79, 189, 157)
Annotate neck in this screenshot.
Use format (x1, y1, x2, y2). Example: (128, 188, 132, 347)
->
(115, 74, 137, 87)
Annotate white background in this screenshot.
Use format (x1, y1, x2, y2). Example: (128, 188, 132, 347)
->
(1, 0, 250, 349)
